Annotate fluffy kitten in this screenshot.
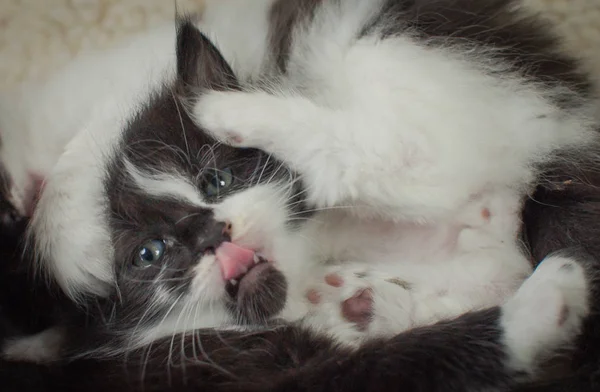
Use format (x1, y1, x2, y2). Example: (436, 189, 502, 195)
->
(1, 0, 600, 391)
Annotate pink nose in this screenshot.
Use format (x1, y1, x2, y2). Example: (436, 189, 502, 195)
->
(215, 242, 256, 280)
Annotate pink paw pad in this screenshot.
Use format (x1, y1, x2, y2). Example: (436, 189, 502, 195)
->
(341, 288, 374, 331)
(481, 208, 491, 221)
(224, 132, 243, 145)
(306, 289, 321, 305)
(325, 273, 344, 287)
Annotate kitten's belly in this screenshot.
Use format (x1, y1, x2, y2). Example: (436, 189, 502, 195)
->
(319, 216, 462, 265)
(313, 187, 525, 264)
(308, 190, 530, 307)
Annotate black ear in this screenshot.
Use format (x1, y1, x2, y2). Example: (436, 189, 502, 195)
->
(176, 18, 239, 92)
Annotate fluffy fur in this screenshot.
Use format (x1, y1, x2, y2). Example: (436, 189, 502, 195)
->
(1, 0, 600, 391)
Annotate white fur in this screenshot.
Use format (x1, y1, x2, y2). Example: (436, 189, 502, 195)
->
(501, 255, 589, 373)
(196, 40, 594, 221)
(0, 23, 180, 216)
(6, 0, 597, 355)
(125, 160, 206, 206)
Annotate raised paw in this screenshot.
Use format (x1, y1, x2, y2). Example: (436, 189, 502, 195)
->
(192, 90, 286, 150)
(193, 91, 259, 147)
(501, 252, 591, 372)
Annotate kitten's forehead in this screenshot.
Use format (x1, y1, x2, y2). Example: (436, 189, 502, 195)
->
(105, 87, 250, 214)
(124, 160, 205, 207)
(118, 89, 218, 175)
(104, 90, 214, 225)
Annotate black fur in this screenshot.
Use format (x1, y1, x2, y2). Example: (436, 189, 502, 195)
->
(0, 217, 69, 341)
(523, 164, 600, 386)
(1, 307, 524, 392)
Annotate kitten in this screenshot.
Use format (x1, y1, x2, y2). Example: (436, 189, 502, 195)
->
(1, 0, 600, 391)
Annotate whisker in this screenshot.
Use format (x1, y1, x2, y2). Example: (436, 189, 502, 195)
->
(174, 212, 204, 226)
(288, 205, 357, 216)
(256, 154, 272, 185)
(123, 276, 191, 283)
(139, 292, 185, 385)
(171, 89, 192, 167)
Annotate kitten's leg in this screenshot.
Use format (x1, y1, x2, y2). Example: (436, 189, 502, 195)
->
(194, 90, 467, 220)
(303, 264, 416, 344)
(304, 261, 499, 344)
(285, 249, 595, 391)
(307, 250, 591, 353)
(501, 250, 593, 372)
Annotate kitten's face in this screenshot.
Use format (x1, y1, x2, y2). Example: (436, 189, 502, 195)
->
(30, 21, 311, 340)
(107, 90, 305, 331)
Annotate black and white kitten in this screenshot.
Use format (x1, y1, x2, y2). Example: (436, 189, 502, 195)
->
(1, 0, 600, 391)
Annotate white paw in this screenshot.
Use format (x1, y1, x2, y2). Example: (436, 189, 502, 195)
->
(2, 327, 64, 364)
(501, 254, 589, 371)
(193, 90, 277, 149)
(305, 265, 415, 344)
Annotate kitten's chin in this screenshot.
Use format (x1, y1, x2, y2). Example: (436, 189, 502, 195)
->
(227, 264, 287, 324)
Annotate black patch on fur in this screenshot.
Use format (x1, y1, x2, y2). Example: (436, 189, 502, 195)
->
(0, 307, 533, 392)
(393, 0, 591, 102)
(176, 18, 240, 93)
(0, 211, 75, 356)
(524, 164, 600, 382)
(269, 0, 592, 105)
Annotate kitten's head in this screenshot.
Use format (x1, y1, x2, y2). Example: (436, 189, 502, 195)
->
(30, 20, 311, 344)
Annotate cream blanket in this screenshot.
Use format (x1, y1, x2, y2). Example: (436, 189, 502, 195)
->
(0, 0, 599, 88)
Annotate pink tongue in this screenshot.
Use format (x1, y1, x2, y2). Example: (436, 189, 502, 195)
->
(216, 242, 256, 280)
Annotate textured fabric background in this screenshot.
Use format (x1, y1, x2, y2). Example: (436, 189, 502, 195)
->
(0, 0, 599, 89)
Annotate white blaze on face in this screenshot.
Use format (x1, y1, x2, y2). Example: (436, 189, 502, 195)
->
(124, 160, 207, 207)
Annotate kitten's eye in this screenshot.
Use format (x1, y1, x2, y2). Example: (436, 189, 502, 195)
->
(135, 239, 166, 268)
(201, 168, 234, 197)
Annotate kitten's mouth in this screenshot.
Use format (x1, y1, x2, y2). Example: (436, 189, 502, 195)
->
(215, 242, 287, 323)
(224, 254, 269, 297)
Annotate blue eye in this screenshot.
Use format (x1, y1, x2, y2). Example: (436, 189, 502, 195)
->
(135, 239, 166, 268)
(201, 168, 234, 197)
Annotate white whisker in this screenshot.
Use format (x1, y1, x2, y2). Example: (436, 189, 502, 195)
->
(171, 89, 192, 167)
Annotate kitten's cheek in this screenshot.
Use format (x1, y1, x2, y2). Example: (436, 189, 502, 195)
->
(189, 255, 228, 301)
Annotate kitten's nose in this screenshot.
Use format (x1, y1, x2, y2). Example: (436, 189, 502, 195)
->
(196, 219, 233, 254)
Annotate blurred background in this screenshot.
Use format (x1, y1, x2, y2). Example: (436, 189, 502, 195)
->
(0, 0, 599, 90)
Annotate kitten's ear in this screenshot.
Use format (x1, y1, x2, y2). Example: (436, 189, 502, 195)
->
(176, 18, 239, 92)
